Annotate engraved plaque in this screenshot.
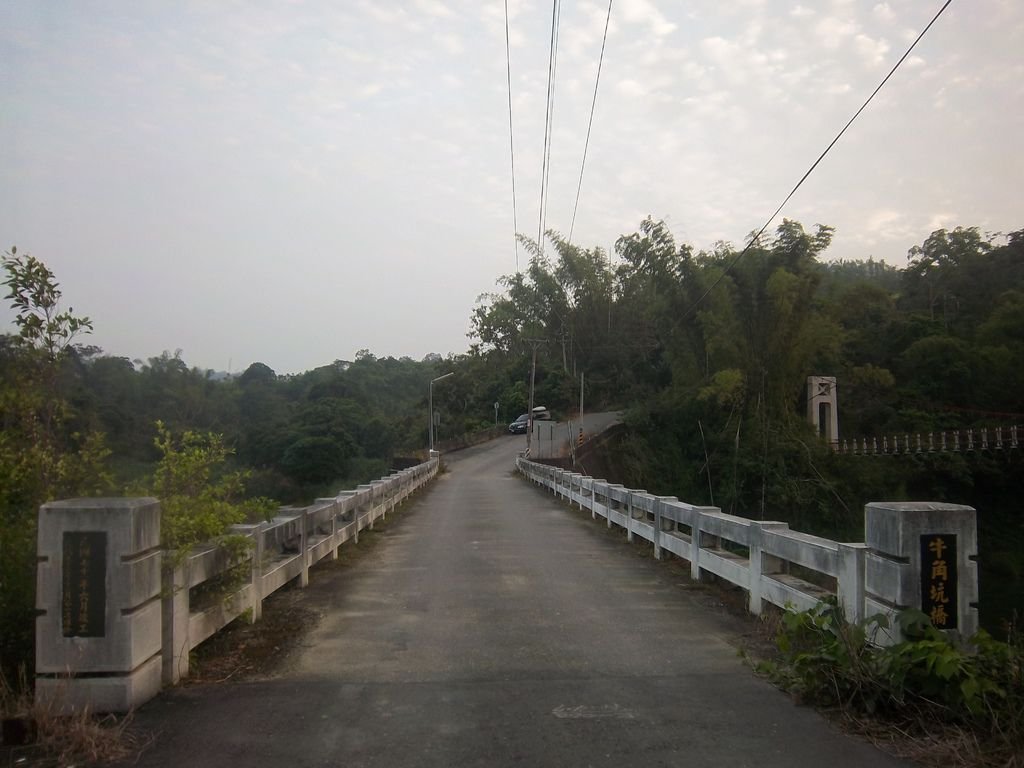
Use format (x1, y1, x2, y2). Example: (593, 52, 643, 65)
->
(921, 533, 957, 630)
(62, 531, 107, 637)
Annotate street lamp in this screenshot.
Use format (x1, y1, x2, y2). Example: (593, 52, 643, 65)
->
(429, 372, 454, 452)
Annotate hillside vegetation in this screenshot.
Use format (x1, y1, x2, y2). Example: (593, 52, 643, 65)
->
(2, 219, 1022, 678)
(466, 220, 1024, 634)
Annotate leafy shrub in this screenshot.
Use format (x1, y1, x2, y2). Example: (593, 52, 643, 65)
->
(131, 422, 276, 561)
(761, 599, 1023, 765)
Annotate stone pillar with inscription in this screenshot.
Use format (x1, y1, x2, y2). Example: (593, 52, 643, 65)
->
(36, 498, 163, 713)
(864, 501, 978, 644)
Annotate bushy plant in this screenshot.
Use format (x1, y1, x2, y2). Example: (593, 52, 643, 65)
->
(761, 599, 1023, 765)
(0, 248, 112, 681)
(131, 421, 277, 561)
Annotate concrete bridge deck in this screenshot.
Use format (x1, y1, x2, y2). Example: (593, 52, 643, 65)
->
(129, 437, 908, 767)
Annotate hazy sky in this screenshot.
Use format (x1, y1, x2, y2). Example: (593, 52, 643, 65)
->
(2, 1, 1022, 374)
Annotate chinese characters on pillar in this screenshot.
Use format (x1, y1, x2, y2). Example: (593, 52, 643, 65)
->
(61, 531, 107, 637)
(920, 533, 958, 630)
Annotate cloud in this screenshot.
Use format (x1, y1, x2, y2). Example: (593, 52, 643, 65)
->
(618, 0, 676, 37)
(815, 15, 859, 49)
(437, 33, 464, 55)
(414, 0, 454, 18)
(928, 212, 958, 230)
(866, 209, 903, 233)
(615, 78, 648, 98)
(854, 33, 890, 67)
(872, 3, 895, 23)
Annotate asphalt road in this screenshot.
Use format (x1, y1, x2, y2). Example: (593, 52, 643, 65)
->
(130, 437, 908, 767)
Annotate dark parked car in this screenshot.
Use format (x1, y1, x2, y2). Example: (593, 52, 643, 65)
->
(509, 406, 553, 434)
(508, 414, 529, 434)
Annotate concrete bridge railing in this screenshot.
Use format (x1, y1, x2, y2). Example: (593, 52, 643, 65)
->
(517, 457, 978, 643)
(35, 457, 440, 713)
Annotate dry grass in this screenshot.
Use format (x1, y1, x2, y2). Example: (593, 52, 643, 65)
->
(839, 708, 1023, 768)
(1, 667, 150, 767)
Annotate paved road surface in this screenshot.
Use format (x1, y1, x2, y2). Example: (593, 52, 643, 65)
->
(131, 437, 907, 767)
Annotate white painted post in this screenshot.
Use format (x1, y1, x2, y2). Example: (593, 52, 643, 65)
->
(162, 559, 190, 685)
(689, 507, 720, 581)
(690, 511, 704, 580)
(652, 499, 663, 560)
(330, 508, 340, 560)
(837, 542, 867, 624)
(299, 509, 310, 588)
(747, 521, 789, 616)
(228, 522, 265, 624)
(251, 523, 265, 621)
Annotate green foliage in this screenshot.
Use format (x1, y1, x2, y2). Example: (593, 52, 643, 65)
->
(0, 249, 113, 681)
(2, 246, 93, 362)
(762, 600, 1023, 761)
(468, 219, 1024, 630)
(133, 421, 276, 556)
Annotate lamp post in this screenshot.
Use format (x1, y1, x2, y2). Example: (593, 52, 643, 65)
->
(429, 372, 454, 452)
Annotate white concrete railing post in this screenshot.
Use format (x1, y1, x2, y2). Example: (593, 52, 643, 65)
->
(689, 506, 721, 581)
(330, 503, 341, 560)
(228, 522, 266, 623)
(299, 509, 310, 588)
(748, 521, 789, 616)
(338, 490, 358, 543)
(252, 523, 266, 620)
(162, 558, 190, 686)
(652, 499, 663, 560)
(837, 542, 868, 624)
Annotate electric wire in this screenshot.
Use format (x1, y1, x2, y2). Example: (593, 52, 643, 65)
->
(504, 0, 520, 272)
(541, 0, 561, 253)
(537, 0, 561, 255)
(568, 0, 613, 244)
(676, 0, 955, 323)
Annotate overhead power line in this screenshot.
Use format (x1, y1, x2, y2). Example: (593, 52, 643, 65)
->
(504, 0, 520, 272)
(537, 0, 562, 255)
(569, 0, 613, 244)
(677, 0, 954, 322)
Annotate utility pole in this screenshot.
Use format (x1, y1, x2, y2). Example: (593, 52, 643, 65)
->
(580, 370, 584, 425)
(524, 338, 546, 456)
(428, 372, 454, 452)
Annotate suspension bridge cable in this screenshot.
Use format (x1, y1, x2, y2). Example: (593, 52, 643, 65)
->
(537, 0, 561, 255)
(568, 0, 613, 244)
(676, 0, 954, 323)
(504, 0, 520, 272)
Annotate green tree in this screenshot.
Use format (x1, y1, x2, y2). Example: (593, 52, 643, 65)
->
(0, 248, 111, 679)
(135, 422, 275, 556)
